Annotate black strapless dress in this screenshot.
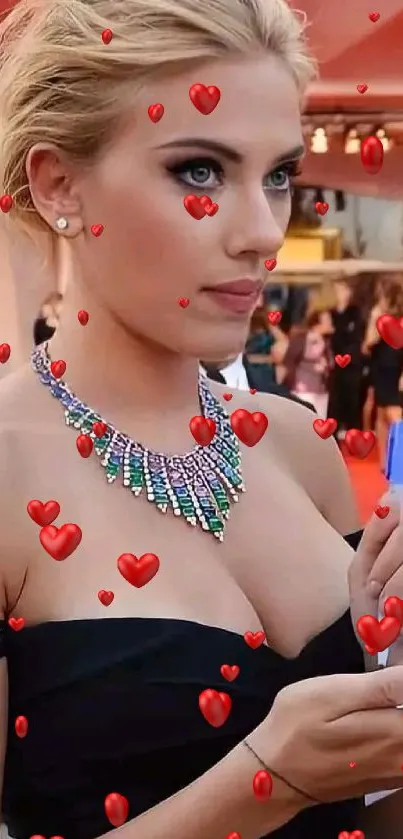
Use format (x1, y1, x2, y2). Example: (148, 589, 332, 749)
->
(2, 531, 365, 839)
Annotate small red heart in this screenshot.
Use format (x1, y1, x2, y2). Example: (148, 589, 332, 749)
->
(104, 792, 129, 828)
(345, 429, 376, 458)
(0, 343, 11, 363)
(101, 28, 113, 44)
(93, 421, 107, 438)
(357, 83, 368, 94)
(50, 359, 66, 379)
(148, 103, 164, 123)
(15, 715, 28, 738)
(91, 223, 104, 237)
(356, 614, 401, 653)
(374, 504, 390, 519)
(223, 393, 233, 401)
(253, 769, 273, 802)
(384, 596, 403, 626)
(178, 297, 190, 308)
(376, 314, 403, 350)
(244, 630, 266, 649)
(225, 834, 242, 839)
(8, 617, 25, 632)
(205, 201, 219, 216)
(98, 589, 114, 607)
(27, 499, 60, 527)
(315, 201, 329, 216)
(264, 259, 277, 272)
(249, 388, 257, 395)
(184, 194, 207, 220)
(189, 416, 216, 446)
(0, 194, 13, 213)
(77, 309, 89, 325)
(230, 409, 268, 447)
(361, 135, 384, 175)
(220, 664, 240, 682)
(267, 311, 282, 325)
(189, 84, 221, 115)
(39, 523, 82, 561)
(339, 832, 364, 839)
(313, 417, 337, 440)
(76, 433, 94, 458)
(198, 689, 232, 727)
(368, 12, 380, 22)
(335, 353, 351, 368)
(117, 553, 160, 588)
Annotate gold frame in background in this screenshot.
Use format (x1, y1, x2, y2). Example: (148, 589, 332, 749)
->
(277, 227, 342, 266)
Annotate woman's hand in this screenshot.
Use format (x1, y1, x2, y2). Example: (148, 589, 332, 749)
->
(349, 498, 403, 666)
(251, 666, 403, 805)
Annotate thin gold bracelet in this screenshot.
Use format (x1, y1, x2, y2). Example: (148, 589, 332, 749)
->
(243, 738, 324, 805)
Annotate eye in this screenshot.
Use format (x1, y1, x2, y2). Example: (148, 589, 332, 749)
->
(265, 160, 302, 192)
(167, 157, 224, 190)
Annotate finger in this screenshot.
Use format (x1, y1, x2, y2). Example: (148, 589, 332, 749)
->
(369, 524, 403, 592)
(314, 666, 403, 720)
(349, 493, 400, 592)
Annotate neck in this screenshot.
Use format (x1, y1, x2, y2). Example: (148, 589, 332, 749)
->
(46, 282, 201, 452)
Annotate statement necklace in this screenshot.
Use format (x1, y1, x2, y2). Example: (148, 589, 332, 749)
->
(31, 343, 246, 541)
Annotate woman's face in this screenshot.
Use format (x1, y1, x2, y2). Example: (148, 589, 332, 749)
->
(46, 53, 303, 361)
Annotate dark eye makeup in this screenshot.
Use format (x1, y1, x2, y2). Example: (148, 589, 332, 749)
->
(165, 155, 303, 194)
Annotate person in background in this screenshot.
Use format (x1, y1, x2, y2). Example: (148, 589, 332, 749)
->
(33, 291, 63, 346)
(362, 274, 403, 471)
(327, 278, 365, 439)
(283, 308, 334, 418)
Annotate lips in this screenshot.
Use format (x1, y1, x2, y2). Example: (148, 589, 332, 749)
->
(204, 279, 262, 296)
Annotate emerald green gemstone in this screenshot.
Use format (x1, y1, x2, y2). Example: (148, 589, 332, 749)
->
(209, 517, 224, 532)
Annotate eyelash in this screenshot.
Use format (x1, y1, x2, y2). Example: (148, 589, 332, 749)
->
(166, 156, 302, 194)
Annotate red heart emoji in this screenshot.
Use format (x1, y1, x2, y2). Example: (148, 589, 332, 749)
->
(15, 715, 28, 738)
(204, 201, 219, 217)
(376, 314, 403, 350)
(76, 433, 94, 458)
(315, 201, 329, 216)
(230, 409, 268, 447)
(27, 499, 61, 527)
(345, 429, 376, 458)
(198, 689, 231, 727)
(98, 589, 114, 607)
(104, 792, 129, 828)
(264, 259, 277, 272)
(77, 309, 89, 325)
(267, 311, 282, 325)
(384, 596, 403, 626)
(368, 12, 380, 22)
(374, 504, 390, 519)
(249, 388, 257, 395)
(356, 614, 401, 653)
(148, 103, 164, 123)
(223, 393, 233, 401)
(0, 194, 13, 213)
(8, 617, 25, 631)
(189, 416, 216, 446)
(93, 421, 107, 438)
(253, 769, 273, 801)
(178, 297, 190, 308)
(39, 523, 82, 561)
(339, 832, 365, 839)
(313, 417, 337, 440)
(50, 359, 66, 379)
(357, 83, 368, 95)
(189, 83, 221, 115)
(361, 135, 384, 175)
(335, 353, 351, 368)
(117, 553, 160, 588)
(0, 343, 11, 364)
(101, 28, 113, 44)
(220, 664, 240, 682)
(183, 194, 207, 220)
(244, 630, 266, 649)
(91, 223, 104, 237)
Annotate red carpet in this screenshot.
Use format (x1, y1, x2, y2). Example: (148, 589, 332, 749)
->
(343, 443, 388, 526)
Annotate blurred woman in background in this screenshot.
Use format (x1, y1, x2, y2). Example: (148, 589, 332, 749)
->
(283, 307, 334, 417)
(327, 278, 365, 438)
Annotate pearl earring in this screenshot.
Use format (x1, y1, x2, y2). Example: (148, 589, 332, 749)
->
(55, 216, 68, 231)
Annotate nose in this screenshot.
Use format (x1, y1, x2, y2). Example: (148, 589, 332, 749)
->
(224, 191, 287, 263)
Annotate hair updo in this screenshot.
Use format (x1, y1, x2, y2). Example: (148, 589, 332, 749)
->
(0, 0, 317, 240)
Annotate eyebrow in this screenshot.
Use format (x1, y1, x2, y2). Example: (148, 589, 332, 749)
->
(154, 138, 305, 165)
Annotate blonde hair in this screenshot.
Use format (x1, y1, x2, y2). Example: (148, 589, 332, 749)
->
(0, 0, 317, 242)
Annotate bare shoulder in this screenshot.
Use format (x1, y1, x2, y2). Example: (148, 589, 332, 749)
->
(209, 380, 360, 536)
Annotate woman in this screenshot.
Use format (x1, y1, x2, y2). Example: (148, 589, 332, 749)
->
(1, 2, 403, 839)
(245, 303, 276, 383)
(327, 278, 365, 437)
(283, 309, 334, 417)
(33, 291, 63, 346)
(363, 275, 403, 471)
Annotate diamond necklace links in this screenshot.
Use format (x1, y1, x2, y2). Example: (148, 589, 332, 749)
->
(31, 344, 246, 541)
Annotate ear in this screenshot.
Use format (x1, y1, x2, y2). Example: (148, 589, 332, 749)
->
(26, 143, 84, 237)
